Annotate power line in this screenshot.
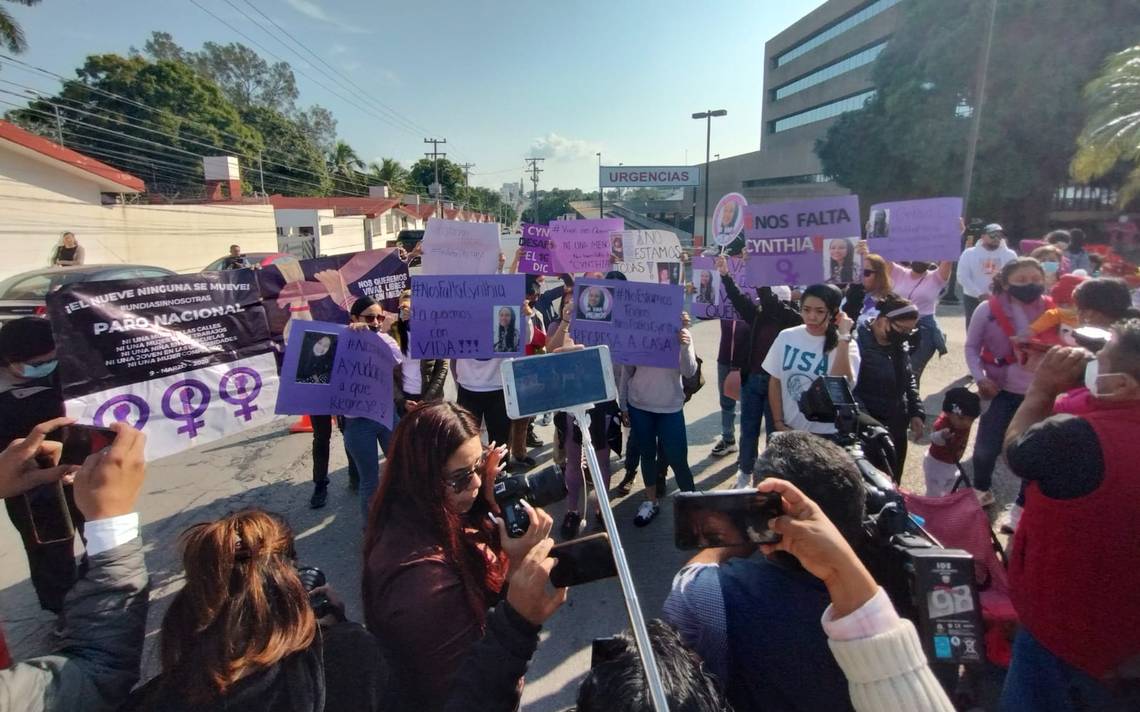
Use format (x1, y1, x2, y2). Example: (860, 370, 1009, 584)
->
(424, 137, 446, 218)
(524, 157, 545, 216)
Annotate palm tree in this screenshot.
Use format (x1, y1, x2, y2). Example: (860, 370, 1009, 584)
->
(366, 157, 409, 194)
(1071, 45, 1140, 207)
(328, 140, 365, 188)
(0, 0, 41, 53)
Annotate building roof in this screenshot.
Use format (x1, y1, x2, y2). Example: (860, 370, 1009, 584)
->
(0, 119, 145, 193)
(268, 195, 401, 218)
(401, 203, 437, 221)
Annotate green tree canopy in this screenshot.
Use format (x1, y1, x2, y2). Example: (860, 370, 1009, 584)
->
(816, 0, 1140, 235)
(0, 0, 40, 53)
(408, 157, 465, 200)
(367, 158, 409, 194)
(241, 106, 331, 196)
(521, 188, 588, 224)
(1071, 45, 1140, 208)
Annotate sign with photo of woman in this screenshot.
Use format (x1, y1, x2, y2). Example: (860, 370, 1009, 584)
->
(493, 305, 522, 353)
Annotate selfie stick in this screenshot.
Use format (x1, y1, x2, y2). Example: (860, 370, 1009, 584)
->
(567, 405, 670, 712)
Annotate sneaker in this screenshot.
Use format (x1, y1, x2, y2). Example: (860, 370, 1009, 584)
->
(561, 511, 582, 540)
(537, 412, 553, 427)
(633, 501, 660, 527)
(999, 504, 1023, 534)
(309, 484, 328, 509)
(616, 472, 636, 496)
(710, 438, 738, 457)
(526, 431, 544, 448)
(734, 470, 753, 489)
(974, 489, 995, 507)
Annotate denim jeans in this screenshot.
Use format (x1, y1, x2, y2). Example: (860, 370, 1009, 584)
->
(970, 390, 1023, 492)
(910, 315, 946, 386)
(343, 416, 394, 520)
(738, 372, 773, 476)
(1002, 628, 1128, 712)
(716, 361, 737, 443)
(628, 405, 695, 495)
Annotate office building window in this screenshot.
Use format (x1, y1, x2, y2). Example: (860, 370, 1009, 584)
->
(773, 42, 887, 100)
(770, 90, 876, 133)
(743, 173, 834, 188)
(775, 0, 901, 67)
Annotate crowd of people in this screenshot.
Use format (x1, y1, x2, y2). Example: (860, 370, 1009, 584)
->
(0, 216, 1137, 712)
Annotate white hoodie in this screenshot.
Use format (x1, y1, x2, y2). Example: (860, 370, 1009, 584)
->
(956, 241, 1017, 298)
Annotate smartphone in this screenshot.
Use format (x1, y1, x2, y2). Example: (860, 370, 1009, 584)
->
(23, 425, 114, 545)
(674, 490, 784, 550)
(549, 532, 618, 587)
(501, 346, 617, 419)
(58, 424, 117, 466)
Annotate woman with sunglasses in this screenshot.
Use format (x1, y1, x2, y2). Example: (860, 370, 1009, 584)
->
(852, 294, 925, 480)
(363, 402, 554, 712)
(842, 254, 894, 326)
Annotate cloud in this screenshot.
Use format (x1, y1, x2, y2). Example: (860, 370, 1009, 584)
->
(329, 43, 349, 56)
(527, 132, 600, 162)
(285, 0, 367, 34)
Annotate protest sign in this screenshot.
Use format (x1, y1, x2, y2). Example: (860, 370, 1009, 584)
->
(569, 279, 683, 368)
(612, 230, 684, 283)
(47, 271, 279, 460)
(549, 218, 624, 273)
(275, 321, 396, 427)
(691, 255, 752, 320)
(868, 197, 964, 261)
(712, 193, 748, 247)
(743, 195, 861, 242)
(421, 218, 502, 274)
(409, 274, 526, 359)
(743, 236, 827, 286)
(518, 223, 556, 274)
(257, 248, 408, 343)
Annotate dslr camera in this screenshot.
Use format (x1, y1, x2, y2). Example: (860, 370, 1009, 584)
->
(493, 465, 567, 538)
(296, 565, 336, 620)
(799, 377, 986, 668)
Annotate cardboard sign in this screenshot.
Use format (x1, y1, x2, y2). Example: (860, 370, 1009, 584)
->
(690, 255, 753, 320)
(712, 193, 748, 247)
(421, 218, 502, 274)
(612, 230, 684, 283)
(568, 279, 683, 367)
(518, 223, 556, 275)
(741, 235, 829, 286)
(275, 321, 397, 427)
(47, 270, 279, 459)
(408, 274, 526, 359)
(550, 218, 624, 273)
(868, 197, 964, 261)
(744, 195, 861, 241)
(257, 249, 408, 342)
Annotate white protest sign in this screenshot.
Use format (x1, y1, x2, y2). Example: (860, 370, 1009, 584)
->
(612, 230, 684, 283)
(421, 218, 501, 275)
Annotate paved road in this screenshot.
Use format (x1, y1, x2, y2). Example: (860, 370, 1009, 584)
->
(0, 300, 1019, 709)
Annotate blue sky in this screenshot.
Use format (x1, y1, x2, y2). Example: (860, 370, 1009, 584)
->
(7, 0, 826, 192)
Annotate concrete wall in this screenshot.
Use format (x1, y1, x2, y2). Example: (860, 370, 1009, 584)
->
(318, 215, 367, 256)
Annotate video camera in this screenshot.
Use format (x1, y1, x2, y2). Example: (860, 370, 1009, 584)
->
(493, 465, 567, 538)
(799, 377, 986, 667)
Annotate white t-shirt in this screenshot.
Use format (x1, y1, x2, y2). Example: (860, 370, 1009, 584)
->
(761, 325, 861, 434)
(402, 356, 423, 395)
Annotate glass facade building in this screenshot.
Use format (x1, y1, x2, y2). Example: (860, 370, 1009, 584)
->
(774, 0, 901, 67)
(770, 90, 876, 133)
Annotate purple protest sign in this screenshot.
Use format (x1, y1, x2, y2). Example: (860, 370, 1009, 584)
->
(690, 255, 752, 320)
(408, 274, 526, 359)
(518, 223, 555, 275)
(276, 321, 397, 427)
(745, 250, 825, 287)
(569, 279, 682, 367)
(868, 197, 964, 261)
(744, 195, 861, 241)
(550, 218, 624, 273)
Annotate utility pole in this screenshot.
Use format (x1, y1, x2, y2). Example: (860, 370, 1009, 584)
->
(258, 152, 266, 197)
(460, 162, 475, 212)
(524, 157, 544, 222)
(596, 152, 603, 218)
(424, 137, 447, 218)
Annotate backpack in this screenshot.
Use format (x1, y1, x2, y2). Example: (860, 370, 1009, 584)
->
(682, 356, 705, 402)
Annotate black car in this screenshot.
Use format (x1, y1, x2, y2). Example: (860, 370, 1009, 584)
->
(0, 264, 177, 324)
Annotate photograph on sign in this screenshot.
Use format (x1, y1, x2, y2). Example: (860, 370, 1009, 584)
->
(295, 331, 338, 385)
(577, 286, 614, 322)
(611, 230, 682, 283)
(493, 305, 522, 353)
(712, 193, 748, 247)
(655, 262, 681, 285)
(824, 238, 862, 284)
(867, 208, 890, 239)
(408, 274, 526, 359)
(568, 279, 682, 368)
(693, 267, 721, 306)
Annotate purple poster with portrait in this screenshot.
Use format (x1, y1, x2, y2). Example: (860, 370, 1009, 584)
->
(275, 321, 396, 427)
(569, 278, 683, 367)
(742, 236, 826, 286)
(550, 218, 624, 273)
(518, 223, 555, 275)
(868, 197, 964, 261)
(408, 274, 526, 359)
(47, 270, 280, 460)
(690, 255, 753, 320)
(743, 195, 861, 241)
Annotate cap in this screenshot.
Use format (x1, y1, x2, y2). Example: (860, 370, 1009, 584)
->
(983, 223, 1004, 235)
(771, 285, 792, 302)
(0, 317, 55, 364)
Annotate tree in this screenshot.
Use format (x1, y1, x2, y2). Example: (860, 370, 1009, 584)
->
(521, 188, 587, 224)
(328, 140, 365, 193)
(408, 157, 465, 200)
(1071, 45, 1140, 208)
(241, 106, 331, 196)
(816, 0, 1140, 235)
(0, 0, 40, 53)
(296, 105, 337, 156)
(367, 158, 409, 194)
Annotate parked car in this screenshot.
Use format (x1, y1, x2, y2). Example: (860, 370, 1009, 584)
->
(201, 252, 298, 271)
(0, 264, 177, 324)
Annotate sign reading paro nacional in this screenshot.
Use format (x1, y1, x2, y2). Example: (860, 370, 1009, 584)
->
(600, 165, 701, 188)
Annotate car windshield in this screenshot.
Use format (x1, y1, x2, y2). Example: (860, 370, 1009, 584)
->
(0, 269, 144, 300)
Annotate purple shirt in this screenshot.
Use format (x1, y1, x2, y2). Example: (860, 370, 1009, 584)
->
(964, 294, 1048, 395)
(891, 264, 947, 317)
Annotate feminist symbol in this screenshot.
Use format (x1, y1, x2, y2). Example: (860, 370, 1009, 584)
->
(219, 367, 263, 422)
(776, 258, 800, 284)
(161, 380, 211, 438)
(93, 394, 150, 430)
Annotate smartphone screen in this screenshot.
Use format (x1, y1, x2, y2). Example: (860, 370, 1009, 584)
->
(549, 532, 618, 587)
(503, 346, 615, 418)
(674, 490, 784, 550)
(57, 425, 117, 466)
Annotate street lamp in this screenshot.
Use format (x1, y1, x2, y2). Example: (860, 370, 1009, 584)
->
(692, 109, 727, 245)
(597, 152, 603, 218)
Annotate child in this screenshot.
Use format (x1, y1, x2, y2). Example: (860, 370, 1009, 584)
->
(923, 387, 982, 497)
(1027, 273, 1086, 346)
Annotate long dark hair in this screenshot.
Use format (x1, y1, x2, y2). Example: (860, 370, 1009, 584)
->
(990, 257, 1044, 296)
(496, 307, 518, 351)
(363, 403, 505, 621)
(160, 510, 315, 702)
(829, 239, 856, 283)
(802, 283, 843, 353)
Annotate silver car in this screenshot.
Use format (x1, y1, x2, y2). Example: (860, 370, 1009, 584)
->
(0, 264, 177, 324)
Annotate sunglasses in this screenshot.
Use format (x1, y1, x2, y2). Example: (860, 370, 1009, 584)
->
(359, 314, 382, 323)
(863, 269, 879, 277)
(444, 449, 489, 493)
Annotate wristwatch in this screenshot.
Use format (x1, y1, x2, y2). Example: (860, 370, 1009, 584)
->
(838, 332, 853, 342)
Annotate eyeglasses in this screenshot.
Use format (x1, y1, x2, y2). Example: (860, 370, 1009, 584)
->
(359, 314, 382, 323)
(444, 450, 488, 493)
(863, 269, 878, 277)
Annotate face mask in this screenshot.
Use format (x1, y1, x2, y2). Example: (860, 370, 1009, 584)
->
(1040, 261, 1059, 274)
(1007, 283, 1045, 303)
(1084, 358, 1131, 398)
(20, 360, 58, 379)
(887, 328, 909, 346)
(911, 263, 930, 274)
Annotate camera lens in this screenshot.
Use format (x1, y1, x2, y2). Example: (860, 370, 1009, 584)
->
(295, 565, 326, 593)
(524, 466, 567, 508)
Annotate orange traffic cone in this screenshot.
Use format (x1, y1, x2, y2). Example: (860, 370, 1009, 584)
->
(289, 415, 313, 433)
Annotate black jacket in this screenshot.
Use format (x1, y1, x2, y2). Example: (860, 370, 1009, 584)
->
(853, 324, 924, 424)
(722, 275, 803, 379)
(442, 601, 542, 712)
